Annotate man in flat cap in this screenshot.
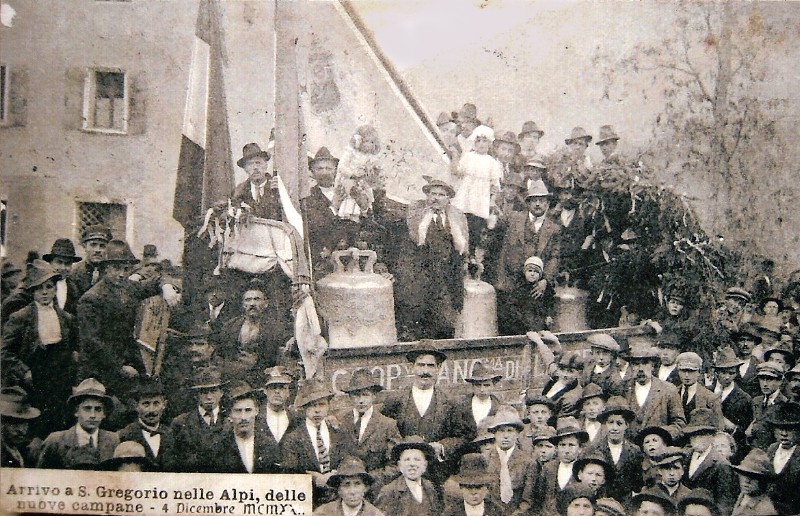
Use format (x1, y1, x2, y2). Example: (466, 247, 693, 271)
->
(381, 344, 473, 485)
(394, 178, 469, 340)
(258, 366, 299, 451)
(231, 142, 283, 220)
(582, 334, 624, 397)
(675, 352, 723, 429)
(747, 361, 788, 450)
(70, 225, 113, 299)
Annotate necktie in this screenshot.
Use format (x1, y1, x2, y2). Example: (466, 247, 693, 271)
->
(316, 424, 330, 473)
(203, 410, 213, 426)
(682, 388, 689, 407)
(353, 414, 362, 442)
(88, 435, 95, 449)
(499, 451, 513, 504)
(91, 268, 100, 285)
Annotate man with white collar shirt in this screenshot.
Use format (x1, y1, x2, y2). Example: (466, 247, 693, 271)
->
(260, 366, 298, 448)
(582, 334, 624, 397)
(623, 343, 686, 438)
(116, 377, 176, 471)
(711, 348, 753, 463)
(484, 405, 532, 512)
(655, 333, 682, 387)
(730, 324, 764, 398)
(747, 360, 788, 450)
(765, 402, 800, 515)
(381, 343, 473, 485)
(231, 142, 283, 220)
(676, 352, 723, 429)
(462, 362, 503, 435)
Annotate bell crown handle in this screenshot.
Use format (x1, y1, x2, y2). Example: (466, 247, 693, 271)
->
(331, 247, 377, 274)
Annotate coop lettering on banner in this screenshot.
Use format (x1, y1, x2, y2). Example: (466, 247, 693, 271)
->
(1, 469, 312, 516)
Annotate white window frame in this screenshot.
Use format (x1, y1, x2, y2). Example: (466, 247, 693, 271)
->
(82, 67, 130, 135)
(0, 64, 10, 126)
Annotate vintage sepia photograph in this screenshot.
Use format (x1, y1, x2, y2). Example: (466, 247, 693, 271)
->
(1, 1, 800, 515)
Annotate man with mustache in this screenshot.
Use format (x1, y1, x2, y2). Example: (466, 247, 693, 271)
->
(785, 363, 800, 404)
(213, 279, 293, 384)
(69, 225, 113, 299)
(381, 343, 473, 485)
(116, 377, 176, 471)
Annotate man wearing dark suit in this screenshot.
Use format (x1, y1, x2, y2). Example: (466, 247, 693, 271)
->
(0, 386, 41, 468)
(747, 361, 788, 451)
(765, 402, 800, 515)
(281, 379, 355, 508)
(37, 378, 120, 470)
(381, 345, 474, 484)
(622, 342, 686, 439)
(306, 147, 353, 270)
(683, 408, 739, 516)
(676, 352, 724, 429)
(460, 362, 503, 437)
(258, 366, 301, 465)
(655, 334, 682, 388)
(712, 347, 753, 462)
(393, 179, 469, 340)
(170, 367, 228, 473)
(581, 334, 625, 398)
(212, 279, 292, 384)
(484, 406, 532, 512)
(116, 378, 177, 472)
(2, 260, 78, 437)
(590, 397, 644, 504)
(209, 381, 281, 474)
(338, 369, 401, 494)
(77, 240, 176, 409)
(539, 351, 585, 419)
(69, 225, 113, 300)
(731, 325, 763, 398)
(231, 142, 283, 220)
(496, 180, 561, 297)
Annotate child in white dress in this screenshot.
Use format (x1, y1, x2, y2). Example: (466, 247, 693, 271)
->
(332, 125, 384, 223)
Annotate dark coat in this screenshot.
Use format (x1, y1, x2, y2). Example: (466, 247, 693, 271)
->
(767, 442, 800, 516)
(170, 407, 228, 472)
(69, 260, 103, 301)
(37, 425, 119, 470)
(683, 448, 739, 516)
(305, 185, 349, 265)
(748, 394, 788, 450)
(623, 377, 686, 438)
(375, 476, 442, 516)
(117, 421, 178, 472)
(720, 384, 753, 440)
(213, 314, 292, 384)
(1, 441, 33, 468)
(1, 278, 80, 326)
(486, 446, 533, 510)
(581, 361, 625, 398)
(231, 179, 283, 220)
(76, 277, 161, 398)
(496, 211, 561, 293)
(336, 408, 401, 481)
(681, 384, 724, 430)
(208, 426, 282, 474)
(538, 378, 583, 419)
(588, 438, 644, 503)
(458, 394, 501, 438)
(531, 460, 573, 516)
(737, 357, 762, 398)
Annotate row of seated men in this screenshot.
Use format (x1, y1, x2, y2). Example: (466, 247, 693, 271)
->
(3, 332, 800, 515)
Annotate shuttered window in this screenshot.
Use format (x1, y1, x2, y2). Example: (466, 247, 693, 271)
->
(83, 69, 129, 134)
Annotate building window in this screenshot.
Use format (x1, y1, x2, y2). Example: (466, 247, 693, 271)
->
(83, 69, 129, 133)
(0, 65, 8, 124)
(77, 202, 128, 241)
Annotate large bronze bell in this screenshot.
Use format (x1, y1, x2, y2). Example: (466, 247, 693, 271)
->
(316, 248, 397, 348)
(455, 263, 498, 338)
(552, 286, 589, 332)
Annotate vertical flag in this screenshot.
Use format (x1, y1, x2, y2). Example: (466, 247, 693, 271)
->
(173, 0, 233, 305)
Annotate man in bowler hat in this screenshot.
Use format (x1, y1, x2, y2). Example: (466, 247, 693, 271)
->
(231, 142, 283, 220)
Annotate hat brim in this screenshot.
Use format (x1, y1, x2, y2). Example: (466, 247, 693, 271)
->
(294, 392, 334, 409)
(343, 384, 383, 394)
(102, 455, 151, 470)
(0, 406, 41, 419)
(309, 157, 340, 168)
(518, 130, 544, 139)
(43, 254, 82, 264)
(550, 430, 590, 444)
(465, 374, 502, 384)
(101, 258, 140, 265)
(767, 419, 800, 429)
(237, 151, 271, 168)
(730, 464, 772, 478)
(525, 192, 553, 200)
(598, 408, 636, 423)
(190, 381, 227, 390)
(25, 272, 62, 290)
(405, 348, 447, 364)
(421, 184, 455, 198)
(574, 457, 615, 482)
(595, 137, 619, 145)
(632, 492, 676, 510)
(453, 473, 493, 486)
(67, 393, 114, 413)
(565, 136, 592, 145)
(635, 426, 673, 447)
(327, 471, 374, 488)
(391, 442, 436, 463)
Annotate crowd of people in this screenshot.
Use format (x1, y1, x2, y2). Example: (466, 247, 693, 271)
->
(1, 100, 800, 516)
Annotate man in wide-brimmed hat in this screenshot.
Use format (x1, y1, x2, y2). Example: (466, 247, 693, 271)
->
(69, 225, 113, 298)
(117, 376, 176, 472)
(231, 142, 282, 220)
(593, 396, 644, 504)
(547, 126, 593, 190)
(306, 146, 352, 269)
(517, 120, 545, 164)
(496, 179, 561, 304)
(492, 130, 521, 179)
(682, 407, 738, 516)
(37, 378, 120, 469)
(484, 405, 531, 511)
(462, 362, 504, 432)
(711, 347, 753, 462)
(77, 239, 178, 412)
(336, 368, 400, 493)
(0, 386, 40, 467)
(622, 342, 686, 438)
(209, 380, 280, 474)
(375, 435, 442, 516)
(282, 379, 355, 508)
(729, 448, 778, 516)
(765, 402, 800, 515)
(395, 178, 469, 340)
(443, 453, 504, 516)
(531, 416, 590, 513)
(2, 259, 78, 437)
(315, 456, 383, 516)
(381, 342, 472, 484)
(102, 441, 151, 472)
(170, 367, 228, 473)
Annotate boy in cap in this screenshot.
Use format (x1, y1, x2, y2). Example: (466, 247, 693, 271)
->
(682, 408, 739, 516)
(0, 386, 40, 468)
(576, 383, 607, 444)
(651, 447, 692, 505)
(37, 378, 120, 469)
(2, 259, 78, 437)
(314, 456, 385, 516)
(444, 453, 504, 516)
(170, 367, 227, 472)
(572, 450, 614, 499)
(746, 360, 787, 450)
(210, 380, 280, 474)
(484, 405, 532, 511)
(116, 377, 176, 472)
(376, 436, 442, 516)
(765, 402, 800, 515)
(338, 369, 401, 495)
(675, 352, 723, 429)
(593, 396, 644, 504)
(582, 334, 624, 397)
(711, 348, 753, 463)
(282, 379, 355, 507)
